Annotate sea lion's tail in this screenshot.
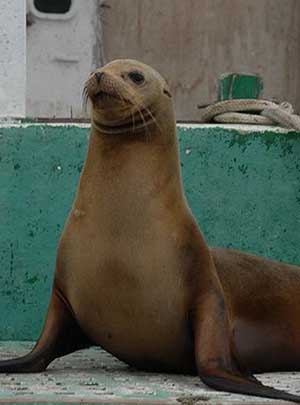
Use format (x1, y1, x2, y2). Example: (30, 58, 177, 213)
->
(201, 373, 300, 403)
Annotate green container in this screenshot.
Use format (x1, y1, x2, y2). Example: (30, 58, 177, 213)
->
(218, 73, 263, 101)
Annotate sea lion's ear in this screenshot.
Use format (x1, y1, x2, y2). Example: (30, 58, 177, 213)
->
(163, 87, 172, 98)
(162, 78, 172, 98)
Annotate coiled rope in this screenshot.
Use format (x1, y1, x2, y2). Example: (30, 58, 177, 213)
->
(197, 99, 300, 131)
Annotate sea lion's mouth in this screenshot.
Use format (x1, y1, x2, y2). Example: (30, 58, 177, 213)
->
(93, 90, 119, 102)
(91, 90, 132, 107)
(92, 106, 156, 135)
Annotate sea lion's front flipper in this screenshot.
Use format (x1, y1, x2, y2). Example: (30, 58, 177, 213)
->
(0, 281, 91, 373)
(193, 288, 300, 403)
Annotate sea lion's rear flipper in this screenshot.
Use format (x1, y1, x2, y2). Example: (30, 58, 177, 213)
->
(199, 373, 300, 402)
(193, 288, 300, 403)
(0, 281, 91, 373)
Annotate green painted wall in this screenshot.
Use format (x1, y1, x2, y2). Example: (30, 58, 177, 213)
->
(0, 124, 299, 340)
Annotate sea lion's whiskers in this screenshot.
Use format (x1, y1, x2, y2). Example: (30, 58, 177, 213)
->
(130, 106, 136, 134)
(143, 105, 162, 133)
(134, 98, 162, 135)
(112, 84, 133, 125)
(112, 80, 126, 105)
(113, 83, 150, 135)
(132, 109, 136, 134)
(127, 93, 155, 142)
(81, 85, 89, 113)
(132, 93, 162, 131)
(109, 76, 140, 131)
(132, 100, 149, 137)
(110, 82, 125, 110)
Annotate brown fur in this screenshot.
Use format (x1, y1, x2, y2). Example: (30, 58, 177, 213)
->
(212, 247, 300, 373)
(1, 59, 300, 403)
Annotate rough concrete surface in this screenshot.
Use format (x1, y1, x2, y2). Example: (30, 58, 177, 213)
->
(0, 342, 300, 405)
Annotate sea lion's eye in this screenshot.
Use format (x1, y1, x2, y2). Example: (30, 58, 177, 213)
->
(128, 71, 145, 85)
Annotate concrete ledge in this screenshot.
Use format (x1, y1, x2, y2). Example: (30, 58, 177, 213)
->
(0, 341, 299, 404)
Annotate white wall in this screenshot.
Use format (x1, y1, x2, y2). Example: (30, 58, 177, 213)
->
(0, 0, 26, 117)
(26, 0, 101, 118)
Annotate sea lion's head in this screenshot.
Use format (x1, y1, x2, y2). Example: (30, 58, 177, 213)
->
(83, 59, 174, 137)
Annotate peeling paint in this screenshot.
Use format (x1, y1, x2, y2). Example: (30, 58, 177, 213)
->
(25, 276, 39, 285)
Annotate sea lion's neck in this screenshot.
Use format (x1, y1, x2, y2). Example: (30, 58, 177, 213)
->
(75, 126, 185, 218)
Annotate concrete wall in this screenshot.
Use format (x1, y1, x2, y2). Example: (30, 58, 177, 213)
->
(0, 123, 299, 340)
(101, 0, 300, 121)
(0, 0, 26, 117)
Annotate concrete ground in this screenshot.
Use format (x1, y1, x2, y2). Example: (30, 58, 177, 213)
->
(0, 342, 300, 404)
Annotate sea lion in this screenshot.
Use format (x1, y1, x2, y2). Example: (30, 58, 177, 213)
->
(0, 59, 300, 403)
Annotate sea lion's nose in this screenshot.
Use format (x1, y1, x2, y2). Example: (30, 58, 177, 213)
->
(95, 71, 104, 83)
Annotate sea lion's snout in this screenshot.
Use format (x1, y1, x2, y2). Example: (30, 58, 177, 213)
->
(84, 69, 125, 107)
(94, 71, 104, 84)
